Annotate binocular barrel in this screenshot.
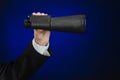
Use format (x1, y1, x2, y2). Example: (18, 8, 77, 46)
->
(24, 15, 86, 33)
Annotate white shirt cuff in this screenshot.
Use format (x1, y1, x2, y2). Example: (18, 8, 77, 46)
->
(32, 39, 50, 56)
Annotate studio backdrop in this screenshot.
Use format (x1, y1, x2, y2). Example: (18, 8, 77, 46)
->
(0, 0, 119, 80)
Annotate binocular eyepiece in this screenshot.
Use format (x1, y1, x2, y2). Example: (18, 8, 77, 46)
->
(24, 14, 86, 33)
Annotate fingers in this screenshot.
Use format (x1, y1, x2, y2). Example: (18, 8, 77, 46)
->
(32, 12, 48, 16)
(34, 29, 44, 33)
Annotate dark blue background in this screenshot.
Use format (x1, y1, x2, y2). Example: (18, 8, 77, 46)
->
(0, 0, 119, 80)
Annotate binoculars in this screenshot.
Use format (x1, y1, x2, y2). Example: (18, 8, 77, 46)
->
(24, 14, 86, 33)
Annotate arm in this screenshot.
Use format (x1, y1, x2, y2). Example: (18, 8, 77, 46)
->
(0, 12, 51, 80)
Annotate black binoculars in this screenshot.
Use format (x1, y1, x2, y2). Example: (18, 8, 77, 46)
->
(24, 14, 86, 33)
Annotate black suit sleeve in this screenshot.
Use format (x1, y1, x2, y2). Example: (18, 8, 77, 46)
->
(0, 42, 52, 80)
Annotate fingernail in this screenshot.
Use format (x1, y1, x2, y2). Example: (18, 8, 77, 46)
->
(32, 13, 36, 15)
(41, 13, 45, 15)
(37, 12, 41, 15)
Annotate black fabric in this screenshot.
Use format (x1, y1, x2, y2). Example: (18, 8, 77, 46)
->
(0, 42, 52, 80)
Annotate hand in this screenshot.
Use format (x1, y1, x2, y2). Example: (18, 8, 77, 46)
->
(33, 12, 50, 46)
